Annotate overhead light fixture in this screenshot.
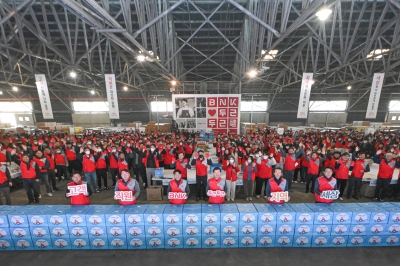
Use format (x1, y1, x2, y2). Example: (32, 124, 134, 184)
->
(248, 70, 258, 78)
(366, 49, 389, 60)
(347, 86, 352, 90)
(310, 80, 315, 85)
(12, 86, 18, 91)
(137, 55, 145, 62)
(123, 86, 128, 91)
(90, 90, 95, 95)
(0, 91, 2, 95)
(261, 50, 278, 61)
(316, 8, 332, 21)
(171, 80, 177, 86)
(70, 71, 77, 78)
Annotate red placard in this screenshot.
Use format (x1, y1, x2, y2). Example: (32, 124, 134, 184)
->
(218, 119, 227, 128)
(218, 108, 227, 117)
(207, 97, 218, 107)
(228, 119, 238, 128)
(228, 108, 238, 118)
(229, 97, 239, 107)
(218, 97, 228, 107)
(207, 119, 217, 128)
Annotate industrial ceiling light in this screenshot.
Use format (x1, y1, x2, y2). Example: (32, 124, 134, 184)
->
(366, 49, 389, 60)
(261, 50, 278, 61)
(171, 80, 177, 86)
(347, 86, 352, 90)
(123, 86, 128, 91)
(90, 90, 95, 95)
(12, 86, 18, 91)
(248, 70, 258, 78)
(316, 8, 332, 21)
(310, 80, 315, 85)
(137, 55, 145, 62)
(0, 91, 2, 95)
(70, 71, 77, 78)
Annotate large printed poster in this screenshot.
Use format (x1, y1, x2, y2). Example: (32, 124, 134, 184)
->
(172, 94, 241, 134)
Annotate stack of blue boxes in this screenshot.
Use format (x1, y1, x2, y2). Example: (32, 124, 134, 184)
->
(0, 203, 400, 250)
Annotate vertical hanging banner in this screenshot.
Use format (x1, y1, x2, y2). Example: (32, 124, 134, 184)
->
(297, 73, 313, 119)
(104, 74, 120, 119)
(366, 73, 385, 119)
(34, 74, 54, 119)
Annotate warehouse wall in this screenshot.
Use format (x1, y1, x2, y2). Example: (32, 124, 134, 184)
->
(72, 113, 110, 127)
(240, 112, 269, 123)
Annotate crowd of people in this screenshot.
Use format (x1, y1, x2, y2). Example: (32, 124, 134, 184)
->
(0, 127, 400, 206)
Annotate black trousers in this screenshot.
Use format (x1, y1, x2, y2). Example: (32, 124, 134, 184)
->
(347, 175, 362, 198)
(196, 175, 207, 198)
(293, 169, 300, 181)
(336, 179, 348, 197)
(300, 166, 307, 183)
(96, 169, 108, 188)
(47, 169, 57, 190)
(374, 178, 391, 200)
(67, 160, 81, 176)
(23, 178, 40, 202)
(56, 165, 68, 181)
(110, 168, 119, 186)
(305, 174, 318, 193)
(255, 177, 267, 196)
(283, 170, 294, 189)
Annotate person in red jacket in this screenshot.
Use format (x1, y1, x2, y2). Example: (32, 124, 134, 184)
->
(114, 169, 140, 205)
(346, 148, 370, 200)
(206, 167, 227, 204)
(33, 150, 52, 197)
(162, 143, 175, 169)
(305, 149, 326, 193)
(373, 151, 400, 201)
(64, 142, 80, 177)
(170, 152, 191, 179)
(334, 152, 353, 200)
(66, 172, 92, 205)
(242, 156, 256, 201)
(108, 145, 119, 187)
(95, 146, 109, 191)
(43, 147, 59, 192)
(168, 169, 190, 204)
(279, 143, 304, 191)
(54, 147, 68, 182)
(222, 156, 239, 202)
(191, 149, 212, 201)
(265, 168, 289, 204)
(77, 147, 100, 193)
(0, 163, 12, 205)
(255, 151, 276, 199)
(314, 167, 337, 203)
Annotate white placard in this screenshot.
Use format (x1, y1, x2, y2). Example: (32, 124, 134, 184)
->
(35, 74, 54, 119)
(277, 128, 284, 135)
(297, 73, 313, 119)
(366, 73, 385, 119)
(104, 74, 120, 119)
(114, 191, 133, 201)
(67, 184, 87, 196)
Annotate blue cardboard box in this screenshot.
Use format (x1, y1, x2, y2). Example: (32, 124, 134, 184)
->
(238, 208, 258, 224)
(239, 224, 257, 236)
(257, 235, 275, 248)
(47, 210, 68, 227)
(30, 226, 51, 239)
(290, 203, 315, 224)
(126, 226, 146, 237)
(202, 209, 220, 225)
(90, 237, 109, 250)
(0, 210, 10, 227)
(277, 224, 295, 235)
(311, 235, 332, 248)
(349, 224, 368, 236)
(295, 224, 313, 236)
(145, 225, 164, 237)
(238, 235, 257, 248)
(202, 224, 221, 236)
(8, 210, 30, 227)
(10, 227, 31, 239)
(105, 206, 128, 226)
(183, 236, 202, 249)
(363, 207, 390, 224)
(33, 239, 52, 250)
(356, 202, 381, 208)
(0, 239, 14, 251)
(184, 204, 201, 209)
(69, 226, 89, 239)
(272, 204, 296, 224)
(49, 226, 69, 239)
(235, 204, 254, 208)
(220, 204, 238, 210)
(364, 235, 385, 247)
(66, 208, 90, 226)
(0, 227, 11, 239)
(164, 204, 184, 210)
(306, 205, 333, 225)
(13, 239, 34, 250)
(108, 237, 128, 250)
(144, 209, 164, 225)
(381, 234, 400, 246)
(347, 236, 366, 247)
(28, 210, 49, 227)
(274, 234, 293, 247)
(387, 223, 400, 234)
(221, 236, 239, 248)
(146, 236, 165, 249)
(183, 209, 201, 225)
(328, 206, 353, 224)
(165, 237, 183, 249)
(183, 225, 201, 237)
(258, 224, 276, 236)
(330, 236, 348, 247)
(384, 207, 400, 223)
(51, 238, 71, 250)
(312, 224, 331, 236)
(255, 206, 277, 224)
(293, 235, 312, 247)
(373, 202, 395, 208)
(367, 224, 388, 235)
(331, 224, 350, 236)
(163, 209, 183, 225)
(70, 238, 91, 250)
(86, 207, 111, 227)
(125, 205, 147, 226)
(106, 226, 127, 238)
(87, 226, 107, 238)
(127, 237, 147, 250)
(201, 236, 220, 248)
(164, 225, 183, 237)
(220, 209, 239, 224)
(154, 167, 164, 178)
(146, 204, 167, 210)
(221, 224, 239, 236)
(348, 207, 371, 224)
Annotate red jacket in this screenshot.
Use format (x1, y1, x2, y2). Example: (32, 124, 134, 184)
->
(115, 179, 137, 205)
(267, 178, 287, 204)
(223, 164, 239, 182)
(65, 148, 77, 161)
(44, 153, 55, 170)
(283, 153, 296, 171)
(169, 179, 188, 204)
(195, 159, 208, 177)
(0, 165, 8, 184)
(242, 164, 256, 181)
(68, 181, 90, 205)
(307, 156, 323, 175)
(207, 178, 225, 204)
(96, 153, 107, 169)
(82, 155, 96, 173)
(377, 159, 396, 179)
(118, 158, 129, 173)
(256, 158, 275, 179)
(335, 159, 351, 179)
(54, 153, 67, 165)
(32, 157, 48, 173)
(19, 161, 37, 179)
(351, 159, 369, 179)
(109, 152, 119, 168)
(175, 159, 189, 178)
(315, 176, 337, 203)
(143, 152, 160, 168)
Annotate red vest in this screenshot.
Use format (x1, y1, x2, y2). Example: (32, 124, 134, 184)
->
(378, 159, 396, 179)
(0, 150, 6, 162)
(116, 179, 137, 205)
(68, 181, 90, 205)
(163, 149, 174, 165)
(169, 179, 188, 204)
(0, 165, 7, 184)
(268, 178, 287, 204)
(324, 156, 335, 168)
(82, 155, 96, 173)
(351, 159, 368, 178)
(256, 159, 273, 179)
(223, 164, 239, 181)
(109, 152, 119, 168)
(185, 144, 193, 155)
(44, 153, 55, 170)
(315, 177, 337, 203)
(143, 152, 160, 168)
(284, 154, 296, 171)
(335, 159, 351, 179)
(65, 148, 77, 161)
(175, 159, 188, 178)
(243, 165, 256, 181)
(54, 153, 67, 165)
(208, 178, 225, 204)
(118, 158, 129, 173)
(96, 154, 107, 169)
(19, 160, 37, 179)
(307, 157, 321, 175)
(195, 159, 208, 176)
(33, 157, 48, 173)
